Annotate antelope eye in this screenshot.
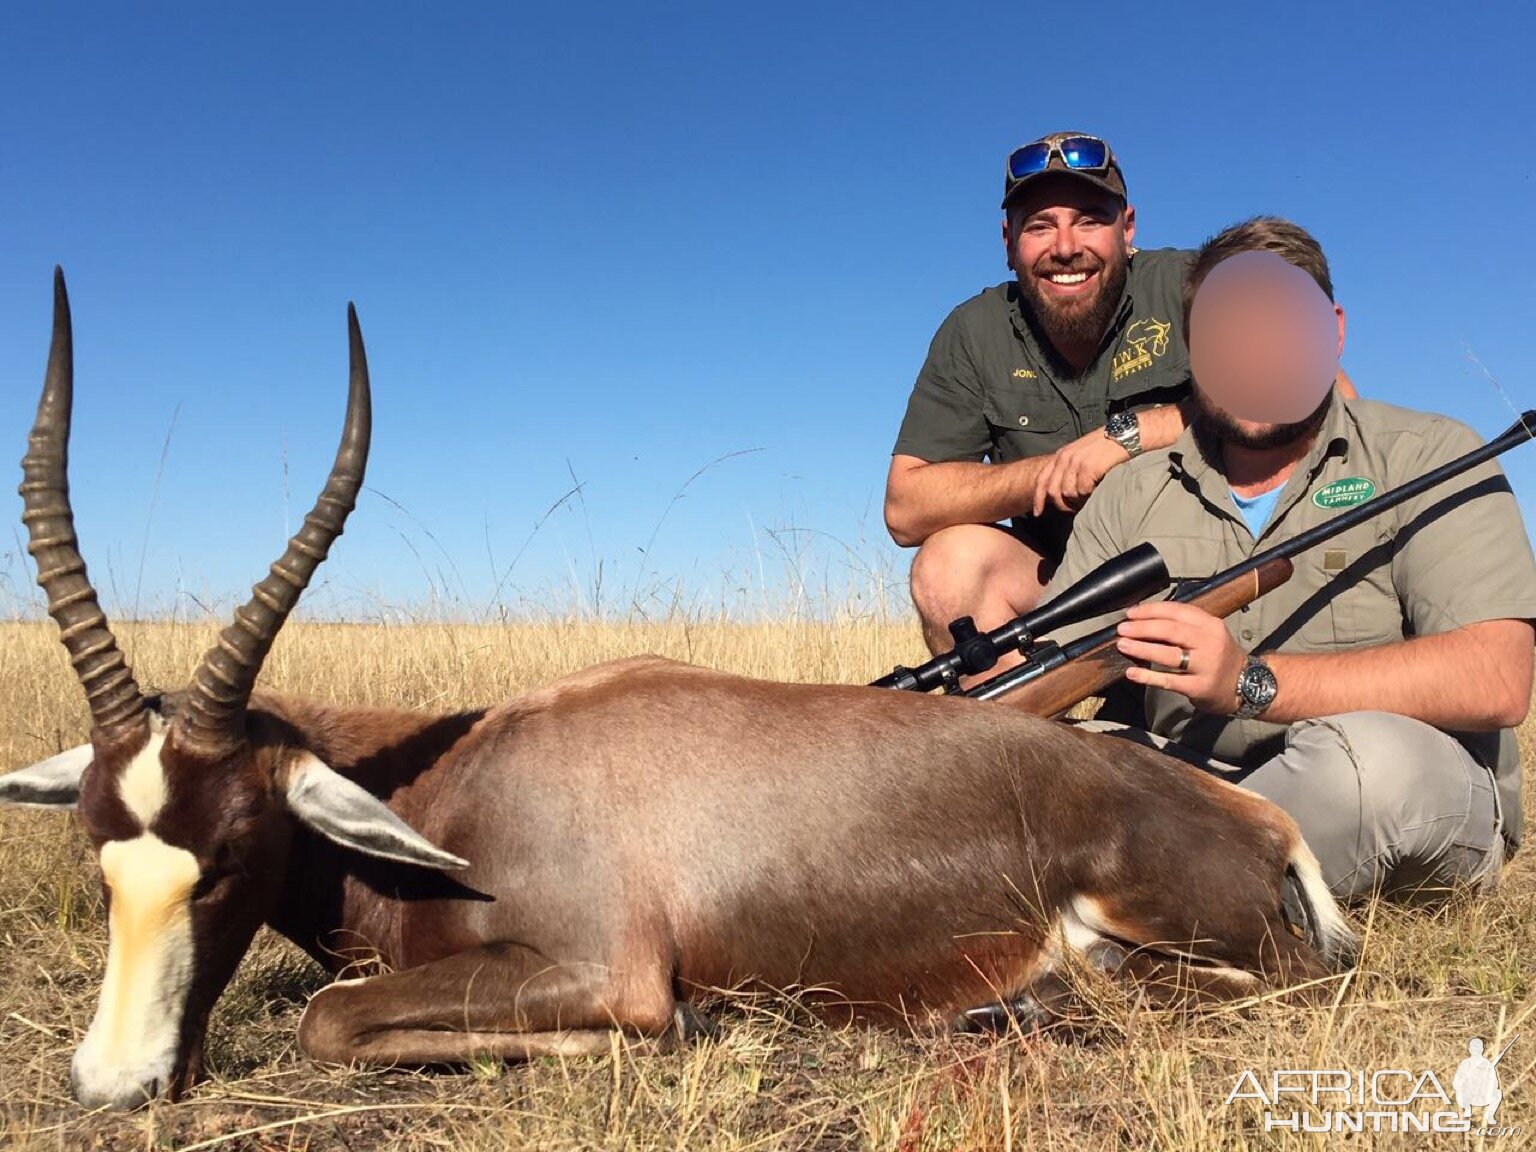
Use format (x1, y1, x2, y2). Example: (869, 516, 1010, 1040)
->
(191, 868, 232, 902)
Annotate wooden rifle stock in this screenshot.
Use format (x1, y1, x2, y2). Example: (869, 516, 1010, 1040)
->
(994, 556, 1295, 718)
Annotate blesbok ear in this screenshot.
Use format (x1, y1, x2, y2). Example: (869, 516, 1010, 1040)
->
(282, 752, 470, 871)
(0, 744, 92, 809)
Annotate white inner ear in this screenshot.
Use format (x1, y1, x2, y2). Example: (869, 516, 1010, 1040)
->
(283, 751, 470, 871)
(0, 744, 93, 809)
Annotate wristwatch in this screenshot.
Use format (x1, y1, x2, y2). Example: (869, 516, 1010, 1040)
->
(1104, 410, 1143, 458)
(1234, 655, 1278, 719)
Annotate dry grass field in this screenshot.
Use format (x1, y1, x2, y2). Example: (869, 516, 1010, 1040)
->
(0, 614, 1532, 1150)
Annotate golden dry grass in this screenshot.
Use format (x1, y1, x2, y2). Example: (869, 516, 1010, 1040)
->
(1, 615, 1533, 1150)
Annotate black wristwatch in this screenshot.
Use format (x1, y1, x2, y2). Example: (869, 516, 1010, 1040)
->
(1234, 655, 1278, 719)
(1104, 410, 1143, 458)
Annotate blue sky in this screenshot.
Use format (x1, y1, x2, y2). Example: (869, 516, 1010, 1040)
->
(2, 2, 1533, 620)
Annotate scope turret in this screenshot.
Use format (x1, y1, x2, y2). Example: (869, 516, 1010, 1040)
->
(871, 542, 1170, 692)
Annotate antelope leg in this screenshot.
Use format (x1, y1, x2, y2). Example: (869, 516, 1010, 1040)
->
(297, 942, 678, 1066)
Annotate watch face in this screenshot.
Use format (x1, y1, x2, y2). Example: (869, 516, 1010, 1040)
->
(1106, 411, 1136, 438)
(1239, 661, 1278, 708)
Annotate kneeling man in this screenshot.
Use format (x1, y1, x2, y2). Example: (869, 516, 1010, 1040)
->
(1043, 216, 1536, 902)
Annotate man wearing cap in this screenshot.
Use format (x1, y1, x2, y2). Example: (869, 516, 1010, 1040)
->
(885, 132, 1353, 675)
(1043, 216, 1536, 903)
(887, 133, 1195, 673)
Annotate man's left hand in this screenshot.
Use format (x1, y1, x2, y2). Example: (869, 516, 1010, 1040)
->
(1030, 429, 1130, 516)
(1116, 601, 1249, 714)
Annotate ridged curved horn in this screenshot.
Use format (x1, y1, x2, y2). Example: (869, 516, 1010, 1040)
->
(180, 305, 372, 746)
(19, 269, 147, 737)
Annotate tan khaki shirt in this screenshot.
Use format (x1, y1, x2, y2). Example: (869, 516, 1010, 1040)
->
(1044, 392, 1536, 849)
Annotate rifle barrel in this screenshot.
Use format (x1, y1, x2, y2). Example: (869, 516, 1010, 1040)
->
(1490, 1035, 1520, 1067)
(1178, 409, 1536, 602)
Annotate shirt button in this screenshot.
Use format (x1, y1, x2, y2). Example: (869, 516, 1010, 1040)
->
(1018, 416, 1030, 427)
(1242, 628, 1255, 640)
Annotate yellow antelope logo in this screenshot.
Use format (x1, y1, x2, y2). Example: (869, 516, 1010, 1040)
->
(1113, 317, 1173, 382)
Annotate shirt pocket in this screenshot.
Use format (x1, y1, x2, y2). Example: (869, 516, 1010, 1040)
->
(1262, 520, 1399, 652)
(1315, 520, 1401, 647)
(982, 377, 1073, 459)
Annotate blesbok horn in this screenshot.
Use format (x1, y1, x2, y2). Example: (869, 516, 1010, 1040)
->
(180, 305, 372, 748)
(18, 268, 147, 738)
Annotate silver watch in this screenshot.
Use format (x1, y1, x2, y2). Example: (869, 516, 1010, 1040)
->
(1104, 410, 1142, 458)
(1234, 655, 1278, 719)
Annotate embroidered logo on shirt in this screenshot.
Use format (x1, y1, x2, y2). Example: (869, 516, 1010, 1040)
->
(1312, 477, 1376, 510)
(1011, 367, 1037, 379)
(1112, 317, 1173, 382)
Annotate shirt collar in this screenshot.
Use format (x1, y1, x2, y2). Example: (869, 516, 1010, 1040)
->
(1169, 386, 1354, 509)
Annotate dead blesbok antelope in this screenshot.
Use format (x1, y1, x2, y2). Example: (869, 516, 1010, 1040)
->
(0, 271, 1356, 1111)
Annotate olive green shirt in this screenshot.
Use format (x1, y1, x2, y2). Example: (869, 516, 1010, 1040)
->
(893, 248, 1194, 555)
(1044, 392, 1536, 850)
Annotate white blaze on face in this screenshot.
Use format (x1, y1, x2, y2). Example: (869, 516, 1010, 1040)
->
(117, 723, 169, 826)
(71, 725, 202, 1110)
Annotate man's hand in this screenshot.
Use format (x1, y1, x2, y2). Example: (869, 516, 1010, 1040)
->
(1031, 428, 1129, 516)
(1115, 601, 1249, 714)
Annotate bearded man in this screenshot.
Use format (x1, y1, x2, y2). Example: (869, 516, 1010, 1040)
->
(885, 132, 1353, 679)
(1044, 216, 1534, 904)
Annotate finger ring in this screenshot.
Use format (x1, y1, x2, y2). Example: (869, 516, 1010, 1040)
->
(1177, 648, 1191, 673)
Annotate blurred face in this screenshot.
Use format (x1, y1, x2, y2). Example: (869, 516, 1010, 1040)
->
(1004, 176, 1135, 353)
(1193, 386, 1333, 451)
(1188, 250, 1346, 450)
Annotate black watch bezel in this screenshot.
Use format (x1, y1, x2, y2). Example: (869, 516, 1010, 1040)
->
(1104, 409, 1142, 458)
(1105, 410, 1138, 439)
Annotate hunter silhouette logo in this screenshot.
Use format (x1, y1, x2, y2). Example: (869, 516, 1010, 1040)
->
(1226, 1032, 1522, 1136)
(1455, 1035, 1515, 1126)
(1112, 317, 1173, 382)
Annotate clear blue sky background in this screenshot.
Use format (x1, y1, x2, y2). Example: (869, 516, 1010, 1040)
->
(2, 2, 1533, 621)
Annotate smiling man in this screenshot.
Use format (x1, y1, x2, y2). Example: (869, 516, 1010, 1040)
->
(886, 133, 1198, 673)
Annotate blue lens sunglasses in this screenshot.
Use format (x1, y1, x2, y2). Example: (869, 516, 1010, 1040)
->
(1006, 135, 1112, 186)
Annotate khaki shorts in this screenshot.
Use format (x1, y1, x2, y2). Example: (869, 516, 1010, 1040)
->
(992, 519, 1068, 571)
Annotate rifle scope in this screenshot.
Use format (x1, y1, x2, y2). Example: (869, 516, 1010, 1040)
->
(871, 541, 1171, 692)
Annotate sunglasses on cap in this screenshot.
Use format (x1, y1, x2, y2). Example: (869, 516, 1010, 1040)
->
(1006, 135, 1112, 184)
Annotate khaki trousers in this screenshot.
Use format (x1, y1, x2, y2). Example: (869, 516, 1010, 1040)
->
(1074, 711, 1505, 905)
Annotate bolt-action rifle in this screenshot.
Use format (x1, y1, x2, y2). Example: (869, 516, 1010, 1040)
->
(873, 410, 1536, 717)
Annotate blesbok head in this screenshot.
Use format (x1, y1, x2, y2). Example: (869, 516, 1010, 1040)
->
(0, 271, 466, 1110)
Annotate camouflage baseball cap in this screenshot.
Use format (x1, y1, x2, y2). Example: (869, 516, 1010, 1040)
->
(1001, 132, 1128, 210)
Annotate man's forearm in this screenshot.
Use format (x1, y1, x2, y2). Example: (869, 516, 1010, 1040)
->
(885, 455, 1052, 546)
(1262, 621, 1535, 730)
(1134, 401, 1190, 452)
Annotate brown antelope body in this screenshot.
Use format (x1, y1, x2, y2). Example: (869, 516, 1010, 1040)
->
(0, 272, 1356, 1111)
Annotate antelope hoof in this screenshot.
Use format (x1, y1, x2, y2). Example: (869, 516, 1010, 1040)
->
(674, 1003, 722, 1042)
(956, 992, 1058, 1036)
